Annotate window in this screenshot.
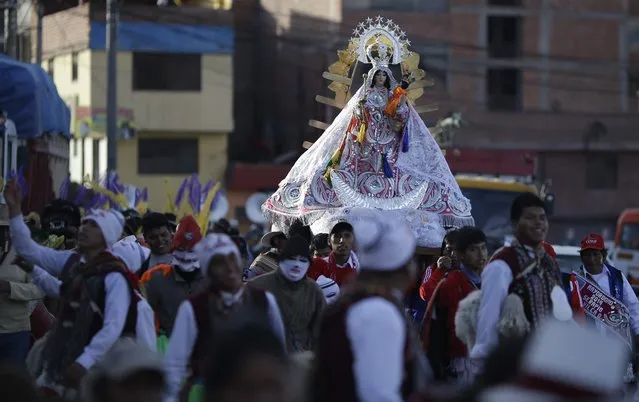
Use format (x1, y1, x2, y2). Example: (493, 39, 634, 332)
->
(460, 187, 520, 245)
(138, 138, 199, 174)
(413, 45, 449, 89)
(71, 52, 78, 81)
(47, 58, 54, 78)
(367, 0, 447, 12)
(629, 22, 639, 50)
(488, 16, 522, 59)
(81, 138, 86, 180)
(17, 32, 31, 62)
(92, 138, 101, 181)
(423, 53, 448, 89)
(132, 52, 201, 91)
(585, 153, 618, 190)
(554, 254, 582, 274)
(621, 224, 639, 250)
(488, 0, 521, 5)
(629, 69, 639, 112)
(486, 68, 522, 111)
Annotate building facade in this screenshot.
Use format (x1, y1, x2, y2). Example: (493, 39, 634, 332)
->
(40, 4, 233, 211)
(234, 0, 639, 240)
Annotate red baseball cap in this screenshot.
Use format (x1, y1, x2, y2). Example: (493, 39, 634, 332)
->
(579, 233, 605, 252)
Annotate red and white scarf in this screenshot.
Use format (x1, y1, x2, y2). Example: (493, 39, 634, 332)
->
(323, 251, 360, 272)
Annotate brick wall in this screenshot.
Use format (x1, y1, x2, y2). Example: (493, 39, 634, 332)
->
(546, 71, 623, 113)
(550, 18, 619, 62)
(37, 4, 91, 59)
(548, 0, 625, 14)
(229, 0, 639, 221)
(233, 0, 342, 161)
(37, 3, 233, 58)
(543, 152, 639, 219)
(232, 0, 637, 159)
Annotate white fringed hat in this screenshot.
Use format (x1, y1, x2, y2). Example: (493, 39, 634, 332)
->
(111, 235, 150, 273)
(478, 320, 628, 402)
(193, 233, 241, 275)
(350, 208, 416, 271)
(82, 209, 125, 248)
(81, 338, 164, 402)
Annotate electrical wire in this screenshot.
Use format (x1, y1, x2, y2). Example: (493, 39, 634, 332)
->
(42, 2, 639, 79)
(30, 1, 639, 109)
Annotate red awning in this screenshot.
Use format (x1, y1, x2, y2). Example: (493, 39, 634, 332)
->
(228, 163, 292, 191)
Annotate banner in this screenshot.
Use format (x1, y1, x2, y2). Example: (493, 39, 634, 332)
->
(572, 272, 633, 350)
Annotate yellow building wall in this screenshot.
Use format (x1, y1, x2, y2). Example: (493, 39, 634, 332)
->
(117, 131, 228, 212)
(48, 49, 232, 199)
(48, 50, 232, 134)
(43, 50, 93, 108)
(90, 51, 233, 133)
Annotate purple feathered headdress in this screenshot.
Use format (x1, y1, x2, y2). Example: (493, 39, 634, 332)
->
(59, 175, 70, 200)
(188, 173, 202, 213)
(73, 185, 87, 207)
(174, 177, 189, 209)
(9, 165, 29, 198)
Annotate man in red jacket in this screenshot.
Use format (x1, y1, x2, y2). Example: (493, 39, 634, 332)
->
(307, 221, 359, 286)
(422, 226, 487, 385)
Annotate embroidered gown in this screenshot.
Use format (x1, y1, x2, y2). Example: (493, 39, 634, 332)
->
(263, 66, 473, 247)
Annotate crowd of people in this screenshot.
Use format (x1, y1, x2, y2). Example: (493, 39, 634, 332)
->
(0, 178, 638, 402)
(3, 13, 638, 402)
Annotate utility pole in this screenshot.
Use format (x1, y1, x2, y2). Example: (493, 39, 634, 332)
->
(106, 0, 119, 176)
(0, 0, 17, 58)
(0, 3, 4, 54)
(6, 0, 16, 58)
(35, 0, 42, 64)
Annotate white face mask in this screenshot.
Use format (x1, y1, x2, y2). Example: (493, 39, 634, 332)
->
(172, 256, 200, 272)
(279, 257, 310, 282)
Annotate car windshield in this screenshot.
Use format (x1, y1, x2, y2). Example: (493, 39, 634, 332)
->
(555, 254, 582, 274)
(460, 188, 523, 240)
(620, 223, 639, 250)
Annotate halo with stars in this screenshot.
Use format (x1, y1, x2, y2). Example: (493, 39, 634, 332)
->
(350, 16, 411, 65)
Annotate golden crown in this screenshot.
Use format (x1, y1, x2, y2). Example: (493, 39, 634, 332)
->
(351, 16, 411, 66)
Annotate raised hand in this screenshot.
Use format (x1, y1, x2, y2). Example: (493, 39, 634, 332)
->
(436, 256, 453, 271)
(2, 178, 21, 211)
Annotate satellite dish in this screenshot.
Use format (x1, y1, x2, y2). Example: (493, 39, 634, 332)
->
(246, 192, 270, 224)
(208, 193, 229, 222)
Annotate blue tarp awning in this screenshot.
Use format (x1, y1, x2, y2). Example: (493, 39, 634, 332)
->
(0, 55, 71, 139)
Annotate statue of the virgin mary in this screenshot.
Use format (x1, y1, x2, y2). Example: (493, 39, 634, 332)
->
(263, 17, 474, 247)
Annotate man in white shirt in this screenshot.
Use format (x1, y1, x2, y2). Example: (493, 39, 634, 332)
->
(562, 232, 639, 387)
(470, 193, 572, 375)
(312, 210, 431, 402)
(571, 233, 639, 331)
(3, 179, 138, 396)
(163, 233, 285, 402)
